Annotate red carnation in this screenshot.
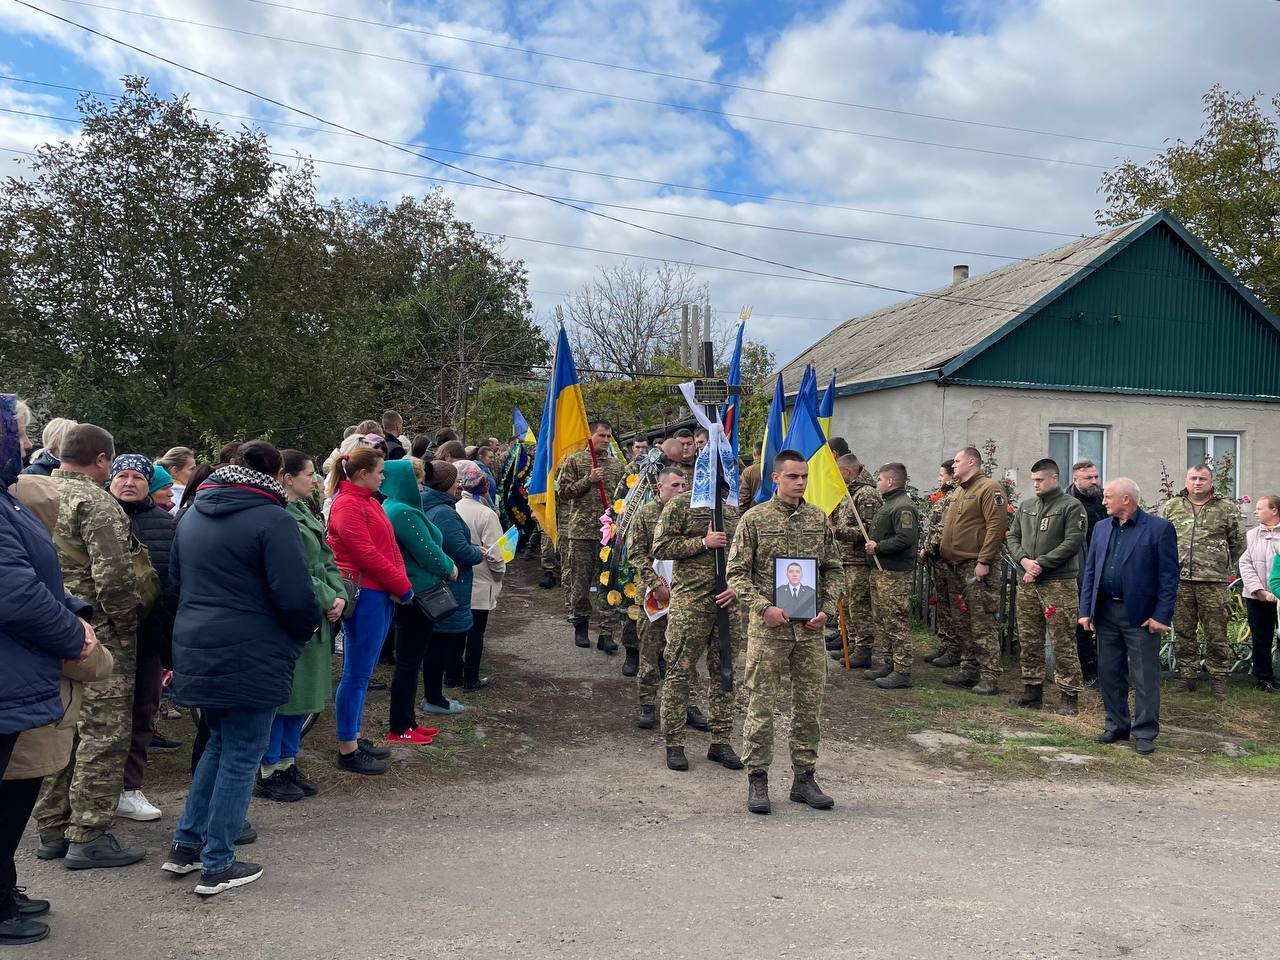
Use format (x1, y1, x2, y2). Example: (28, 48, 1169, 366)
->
(1044, 605, 1057, 619)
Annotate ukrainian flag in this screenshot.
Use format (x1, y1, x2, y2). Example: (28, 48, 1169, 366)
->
(754, 373, 788, 504)
(513, 407, 536, 444)
(720, 318, 745, 458)
(527, 327, 590, 547)
(817, 370, 836, 439)
(781, 366, 845, 516)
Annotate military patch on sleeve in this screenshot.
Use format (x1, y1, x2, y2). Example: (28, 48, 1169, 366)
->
(993, 492, 1006, 507)
(901, 511, 916, 528)
(1077, 515, 1087, 531)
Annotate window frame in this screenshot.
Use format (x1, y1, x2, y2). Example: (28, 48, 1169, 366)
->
(1048, 425, 1108, 481)
(1186, 431, 1241, 498)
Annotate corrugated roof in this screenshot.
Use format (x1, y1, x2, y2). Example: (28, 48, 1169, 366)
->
(778, 218, 1147, 393)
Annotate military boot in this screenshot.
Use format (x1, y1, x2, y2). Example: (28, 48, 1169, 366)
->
(622, 646, 640, 677)
(922, 648, 944, 664)
(1210, 677, 1227, 701)
(830, 648, 849, 662)
(1015, 684, 1043, 710)
(970, 679, 999, 696)
(863, 663, 892, 680)
(597, 632, 618, 655)
(874, 670, 913, 689)
(942, 672, 978, 688)
(665, 746, 689, 771)
(931, 650, 961, 668)
(573, 621, 590, 648)
(789, 769, 835, 809)
(686, 706, 710, 732)
(538, 571, 557, 589)
(1056, 692, 1079, 716)
(636, 704, 657, 729)
(707, 742, 744, 769)
(847, 649, 872, 669)
(1175, 677, 1197, 693)
(747, 770, 771, 815)
(64, 833, 145, 870)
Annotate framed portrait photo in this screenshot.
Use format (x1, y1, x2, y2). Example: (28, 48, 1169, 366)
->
(774, 556, 818, 620)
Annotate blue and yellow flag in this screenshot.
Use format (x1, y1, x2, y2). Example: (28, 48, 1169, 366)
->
(817, 370, 836, 439)
(720, 318, 745, 459)
(754, 373, 788, 505)
(527, 327, 591, 546)
(513, 407, 536, 444)
(780, 368, 845, 516)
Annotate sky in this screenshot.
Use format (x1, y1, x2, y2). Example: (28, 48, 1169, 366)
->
(1, 0, 1278, 371)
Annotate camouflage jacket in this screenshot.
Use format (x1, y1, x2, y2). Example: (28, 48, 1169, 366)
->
(922, 485, 955, 559)
(556, 448, 627, 541)
(624, 498, 665, 595)
(52, 470, 140, 638)
(727, 495, 844, 639)
(652, 491, 740, 604)
(1159, 491, 1245, 583)
(866, 487, 919, 571)
(831, 468, 882, 566)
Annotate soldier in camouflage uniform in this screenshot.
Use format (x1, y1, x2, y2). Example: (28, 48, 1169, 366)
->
(938, 446, 1009, 695)
(35, 424, 145, 869)
(921, 461, 960, 667)
(653, 486, 743, 772)
(624, 466, 688, 727)
(1159, 465, 1246, 700)
(1006, 458, 1088, 714)
(830, 455, 882, 667)
(538, 491, 563, 589)
(556, 422, 627, 652)
(728, 451, 844, 815)
(863, 464, 919, 689)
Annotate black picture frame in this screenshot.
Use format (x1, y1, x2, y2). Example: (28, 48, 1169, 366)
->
(774, 556, 818, 620)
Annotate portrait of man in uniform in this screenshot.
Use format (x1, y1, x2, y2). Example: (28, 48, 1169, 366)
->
(775, 558, 818, 620)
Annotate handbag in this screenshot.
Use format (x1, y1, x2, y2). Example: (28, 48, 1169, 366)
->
(340, 571, 361, 620)
(414, 583, 458, 621)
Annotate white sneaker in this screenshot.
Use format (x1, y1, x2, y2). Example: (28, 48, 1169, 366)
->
(116, 790, 162, 821)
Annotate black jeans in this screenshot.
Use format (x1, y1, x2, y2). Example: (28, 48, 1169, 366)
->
(1244, 597, 1278, 682)
(1, 775, 44, 897)
(462, 610, 490, 687)
(390, 603, 435, 734)
(433, 631, 467, 701)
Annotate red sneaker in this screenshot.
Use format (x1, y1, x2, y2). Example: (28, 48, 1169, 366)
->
(387, 729, 433, 745)
(412, 726, 439, 738)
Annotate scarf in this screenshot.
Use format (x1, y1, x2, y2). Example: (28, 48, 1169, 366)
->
(204, 464, 287, 506)
(110, 453, 155, 483)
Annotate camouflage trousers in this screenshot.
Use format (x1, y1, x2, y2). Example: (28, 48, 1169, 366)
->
(661, 601, 741, 745)
(870, 569, 913, 673)
(539, 528, 560, 575)
(937, 560, 1003, 681)
(35, 633, 136, 844)
(563, 538, 606, 628)
(929, 562, 961, 656)
(742, 629, 827, 773)
(842, 563, 878, 657)
(637, 613, 669, 706)
(1174, 581, 1233, 679)
(1016, 579, 1082, 694)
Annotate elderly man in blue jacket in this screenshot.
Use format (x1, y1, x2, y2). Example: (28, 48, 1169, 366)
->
(1078, 477, 1178, 755)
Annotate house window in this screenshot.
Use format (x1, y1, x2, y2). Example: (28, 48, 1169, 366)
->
(1187, 433, 1240, 498)
(1048, 427, 1107, 480)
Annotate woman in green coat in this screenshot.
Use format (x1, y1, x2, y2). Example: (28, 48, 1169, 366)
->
(256, 450, 346, 802)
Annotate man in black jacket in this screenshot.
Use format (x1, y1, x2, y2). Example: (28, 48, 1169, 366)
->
(1067, 460, 1107, 685)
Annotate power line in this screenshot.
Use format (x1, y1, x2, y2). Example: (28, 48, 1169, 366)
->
(45, 0, 1115, 171)
(5, 4, 1049, 316)
(241, 0, 1159, 153)
(0, 72, 1084, 239)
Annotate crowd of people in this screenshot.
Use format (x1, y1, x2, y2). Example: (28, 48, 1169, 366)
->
(0, 400, 510, 940)
(2, 393, 1275, 942)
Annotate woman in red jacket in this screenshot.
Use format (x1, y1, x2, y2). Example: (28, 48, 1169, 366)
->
(325, 448, 412, 775)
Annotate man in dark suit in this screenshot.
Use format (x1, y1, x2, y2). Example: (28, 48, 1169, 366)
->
(1078, 478, 1178, 755)
(777, 562, 818, 620)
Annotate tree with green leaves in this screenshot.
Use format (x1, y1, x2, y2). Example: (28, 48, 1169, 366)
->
(1098, 85, 1280, 312)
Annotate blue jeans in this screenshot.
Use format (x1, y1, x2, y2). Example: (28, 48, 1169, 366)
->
(334, 589, 393, 742)
(262, 714, 307, 765)
(174, 706, 275, 875)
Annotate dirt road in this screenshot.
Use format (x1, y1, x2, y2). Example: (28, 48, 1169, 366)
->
(16, 569, 1280, 959)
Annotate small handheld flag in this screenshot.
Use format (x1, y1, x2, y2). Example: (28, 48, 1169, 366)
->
(496, 525, 520, 563)
(513, 407, 536, 444)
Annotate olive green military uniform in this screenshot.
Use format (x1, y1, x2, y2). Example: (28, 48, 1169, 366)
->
(922, 486, 958, 657)
(938, 473, 1009, 683)
(36, 470, 141, 846)
(728, 496, 844, 773)
(626, 498, 669, 707)
(1159, 492, 1246, 680)
(831, 469, 882, 661)
(738, 463, 761, 513)
(1007, 487, 1088, 694)
(556, 449, 626, 628)
(653, 492, 741, 745)
(866, 487, 919, 674)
